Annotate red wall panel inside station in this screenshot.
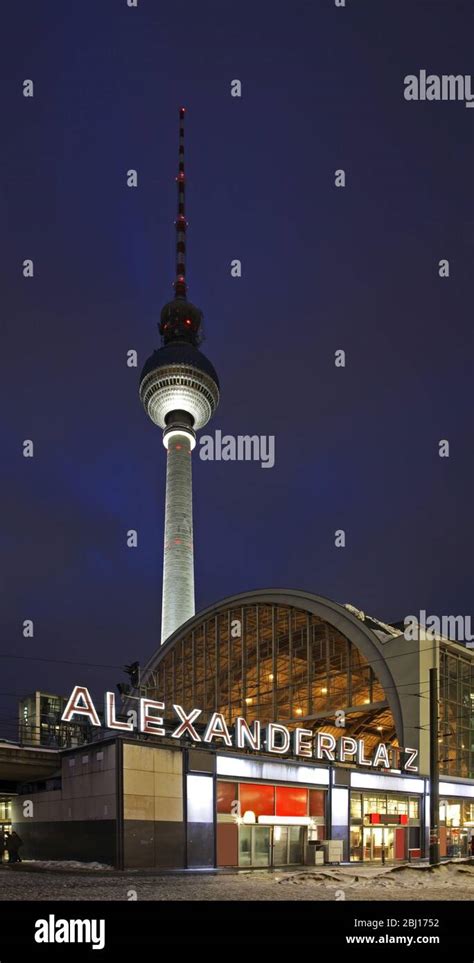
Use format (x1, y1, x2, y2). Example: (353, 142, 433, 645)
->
(217, 781, 237, 814)
(439, 827, 447, 858)
(275, 786, 308, 817)
(239, 783, 275, 817)
(395, 828, 406, 860)
(222, 781, 326, 820)
(309, 789, 326, 817)
(217, 823, 238, 866)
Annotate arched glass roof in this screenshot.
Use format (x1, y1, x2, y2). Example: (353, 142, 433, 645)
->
(140, 591, 403, 752)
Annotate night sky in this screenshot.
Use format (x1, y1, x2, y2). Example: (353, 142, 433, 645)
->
(1, 1, 473, 738)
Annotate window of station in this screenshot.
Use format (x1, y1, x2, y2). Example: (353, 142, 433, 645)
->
(0, 798, 12, 865)
(361, 795, 387, 815)
(439, 649, 474, 779)
(350, 794, 362, 820)
(439, 797, 474, 858)
(354, 793, 419, 822)
(464, 801, 474, 824)
(387, 797, 408, 816)
(217, 781, 326, 822)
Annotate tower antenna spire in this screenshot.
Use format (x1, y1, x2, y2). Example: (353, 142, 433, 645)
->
(174, 106, 187, 299)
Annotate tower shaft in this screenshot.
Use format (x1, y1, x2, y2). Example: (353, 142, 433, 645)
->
(161, 431, 195, 643)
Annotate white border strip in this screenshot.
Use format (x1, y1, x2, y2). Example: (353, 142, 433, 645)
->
(439, 781, 474, 799)
(350, 772, 425, 794)
(216, 755, 330, 785)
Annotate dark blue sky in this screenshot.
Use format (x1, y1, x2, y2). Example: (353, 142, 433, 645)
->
(1, 0, 473, 736)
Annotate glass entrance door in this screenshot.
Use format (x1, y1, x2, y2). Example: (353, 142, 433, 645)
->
(239, 826, 271, 867)
(272, 826, 288, 865)
(363, 827, 396, 861)
(239, 825, 305, 867)
(272, 826, 304, 866)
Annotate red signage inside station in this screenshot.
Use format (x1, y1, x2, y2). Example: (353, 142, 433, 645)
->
(369, 813, 408, 825)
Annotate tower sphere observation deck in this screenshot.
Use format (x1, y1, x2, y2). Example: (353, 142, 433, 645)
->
(139, 336, 220, 439)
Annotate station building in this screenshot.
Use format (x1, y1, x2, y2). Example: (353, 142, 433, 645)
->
(5, 589, 474, 869)
(2, 112, 473, 872)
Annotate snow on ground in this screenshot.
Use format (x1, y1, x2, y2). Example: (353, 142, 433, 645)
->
(12, 860, 113, 871)
(278, 861, 474, 892)
(0, 861, 473, 901)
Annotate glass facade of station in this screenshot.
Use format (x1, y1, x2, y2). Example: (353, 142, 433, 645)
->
(439, 798, 474, 858)
(439, 647, 474, 779)
(141, 600, 429, 868)
(143, 602, 396, 753)
(142, 604, 474, 784)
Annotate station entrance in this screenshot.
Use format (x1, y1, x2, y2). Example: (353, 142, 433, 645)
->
(362, 825, 405, 861)
(238, 824, 305, 867)
(350, 789, 421, 862)
(217, 780, 326, 868)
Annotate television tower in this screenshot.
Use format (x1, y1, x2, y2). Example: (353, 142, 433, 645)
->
(139, 108, 220, 644)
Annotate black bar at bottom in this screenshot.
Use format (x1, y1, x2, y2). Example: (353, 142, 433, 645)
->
(0, 900, 470, 951)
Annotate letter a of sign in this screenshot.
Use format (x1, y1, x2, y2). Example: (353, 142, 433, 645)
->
(61, 686, 101, 726)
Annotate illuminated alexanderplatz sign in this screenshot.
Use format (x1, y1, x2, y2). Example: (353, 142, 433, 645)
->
(61, 686, 419, 773)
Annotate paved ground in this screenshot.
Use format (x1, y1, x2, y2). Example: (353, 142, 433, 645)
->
(0, 861, 473, 901)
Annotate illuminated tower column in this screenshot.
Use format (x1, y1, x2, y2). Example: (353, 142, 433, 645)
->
(161, 427, 195, 643)
(139, 108, 220, 643)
